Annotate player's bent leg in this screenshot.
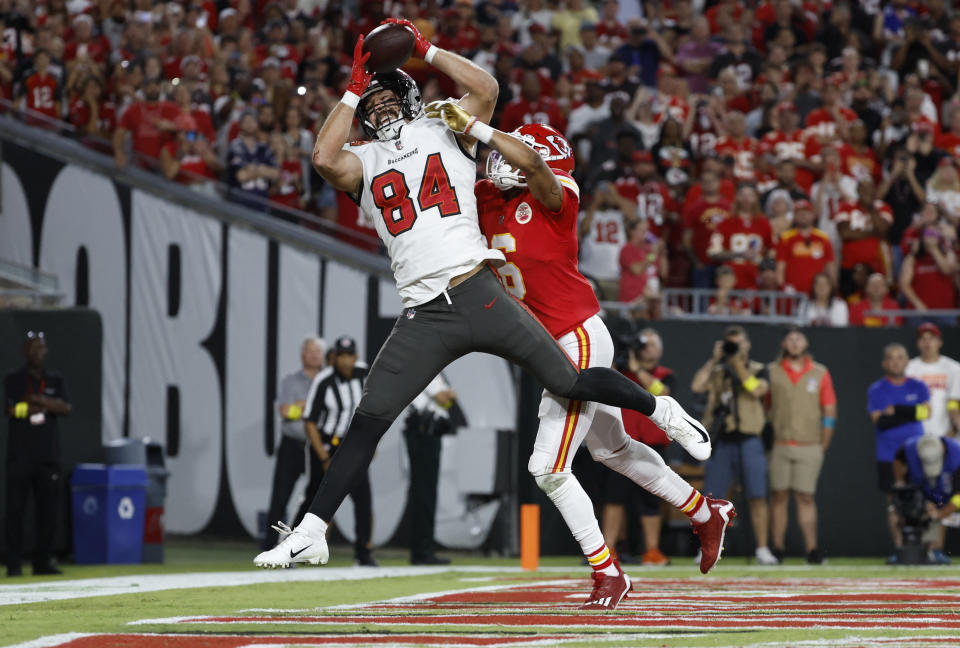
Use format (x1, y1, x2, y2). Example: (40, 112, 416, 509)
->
(585, 407, 734, 574)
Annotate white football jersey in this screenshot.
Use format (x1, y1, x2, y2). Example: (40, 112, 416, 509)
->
(577, 208, 626, 281)
(906, 355, 960, 436)
(344, 117, 504, 306)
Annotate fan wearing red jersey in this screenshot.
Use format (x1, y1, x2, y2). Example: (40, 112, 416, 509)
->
(833, 178, 893, 289)
(426, 104, 735, 605)
(715, 111, 761, 182)
(708, 184, 775, 290)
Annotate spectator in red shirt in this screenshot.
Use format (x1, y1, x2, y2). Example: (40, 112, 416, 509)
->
(64, 14, 108, 65)
(839, 119, 882, 184)
(803, 82, 857, 145)
(682, 170, 731, 288)
(499, 70, 566, 133)
(776, 200, 836, 294)
(707, 265, 751, 315)
(935, 108, 960, 158)
(113, 76, 180, 169)
(709, 184, 774, 290)
(899, 202, 959, 318)
(834, 177, 894, 294)
(849, 273, 903, 327)
(171, 84, 215, 143)
(69, 76, 115, 139)
(619, 218, 666, 318)
(269, 133, 306, 214)
(159, 113, 221, 194)
(761, 102, 820, 192)
(21, 50, 61, 128)
(715, 111, 760, 182)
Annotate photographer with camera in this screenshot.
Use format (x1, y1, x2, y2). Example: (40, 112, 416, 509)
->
(892, 433, 960, 565)
(691, 326, 778, 565)
(868, 343, 931, 564)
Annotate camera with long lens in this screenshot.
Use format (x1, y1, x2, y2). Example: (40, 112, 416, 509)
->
(614, 332, 648, 369)
(721, 339, 740, 358)
(891, 485, 930, 565)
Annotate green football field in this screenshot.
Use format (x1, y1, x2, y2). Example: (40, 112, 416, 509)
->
(2, 540, 959, 648)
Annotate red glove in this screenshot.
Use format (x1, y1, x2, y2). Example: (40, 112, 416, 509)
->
(382, 17, 434, 60)
(346, 35, 373, 98)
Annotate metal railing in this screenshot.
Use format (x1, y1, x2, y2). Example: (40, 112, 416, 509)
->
(0, 101, 390, 276)
(601, 288, 809, 324)
(863, 309, 960, 325)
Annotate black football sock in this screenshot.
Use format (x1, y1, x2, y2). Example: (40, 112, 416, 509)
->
(307, 413, 391, 521)
(566, 367, 657, 416)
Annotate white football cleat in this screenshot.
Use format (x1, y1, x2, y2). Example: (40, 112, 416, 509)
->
(650, 396, 712, 461)
(254, 521, 329, 568)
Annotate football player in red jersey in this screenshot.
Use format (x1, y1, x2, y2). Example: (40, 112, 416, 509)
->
(426, 102, 735, 607)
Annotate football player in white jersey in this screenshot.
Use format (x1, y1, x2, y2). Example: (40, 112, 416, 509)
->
(254, 20, 712, 571)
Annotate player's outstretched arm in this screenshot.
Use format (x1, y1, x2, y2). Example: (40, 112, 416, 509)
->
(426, 100, 563, 212)
(312, 36, 367, 194)
(383, 18, 497, 126)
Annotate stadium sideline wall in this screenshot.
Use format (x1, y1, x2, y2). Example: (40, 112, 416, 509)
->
(0, 140, 515, 550)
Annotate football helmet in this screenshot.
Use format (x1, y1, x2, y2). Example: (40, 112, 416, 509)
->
(487, 122, 575, 190)
(356, 70, 424, 141)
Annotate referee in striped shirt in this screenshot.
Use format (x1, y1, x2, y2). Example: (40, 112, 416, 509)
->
(302, 336, 376, 566)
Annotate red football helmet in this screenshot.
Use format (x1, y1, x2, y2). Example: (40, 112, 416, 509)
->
(487, 122, 575, 190)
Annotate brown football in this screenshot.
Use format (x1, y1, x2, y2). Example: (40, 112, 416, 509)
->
(362, 23, 416, 74)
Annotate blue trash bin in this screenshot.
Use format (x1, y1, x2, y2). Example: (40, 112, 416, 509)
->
(71, 464, 148, 564)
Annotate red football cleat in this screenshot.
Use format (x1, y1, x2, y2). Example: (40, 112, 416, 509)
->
(580, 562, 632, 610)
(692, 497, 737, 574)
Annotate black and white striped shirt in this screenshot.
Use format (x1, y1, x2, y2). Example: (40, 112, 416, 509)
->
(303, 363, 368, 450)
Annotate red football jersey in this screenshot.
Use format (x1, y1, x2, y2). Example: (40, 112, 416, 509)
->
(760, 130, 820, 192)
(683, 197, 731, 265)
(476, 170, 599, 339)
(712, 215, 774, 289)
(838, 144, 882, 184)
(776, 228, 835, 294)
(714, 136, 761, 181)
(936, 131, 960, 158)
(24, 73, 60, 121)
(900, 226, 959, 310)
(833, 200, 893, 271)
(803, 106, 857, 143)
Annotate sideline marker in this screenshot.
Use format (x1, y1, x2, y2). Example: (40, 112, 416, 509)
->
(520, 504, 540, 571)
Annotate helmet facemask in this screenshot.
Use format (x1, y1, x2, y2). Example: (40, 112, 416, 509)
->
(486, 131, 570, 190)
(356, 70, 424, 142)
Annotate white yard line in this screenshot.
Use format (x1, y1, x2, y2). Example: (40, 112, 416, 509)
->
(0, 565, 538, 606)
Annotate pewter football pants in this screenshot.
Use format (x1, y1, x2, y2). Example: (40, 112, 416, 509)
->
(307, 267, 656, 523)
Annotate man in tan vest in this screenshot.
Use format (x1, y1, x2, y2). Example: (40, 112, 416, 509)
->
(767, 328, 837, 565)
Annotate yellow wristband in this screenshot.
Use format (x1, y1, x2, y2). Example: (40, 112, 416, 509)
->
(648, 379, 665, 396)
(916, 404, 931, 421)
(287, 404, 303, 420)
(949, 401, 960, 412)
(952, 494, 960, 510)
(742, 376, 759, 393)
(14, 402, 28, 419)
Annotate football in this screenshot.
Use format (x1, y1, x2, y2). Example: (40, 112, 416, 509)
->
(362, 23, 416, 74)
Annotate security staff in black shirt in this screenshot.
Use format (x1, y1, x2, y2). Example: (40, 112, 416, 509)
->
(4, 331, 71, 577)
(301, 336, 375, 566)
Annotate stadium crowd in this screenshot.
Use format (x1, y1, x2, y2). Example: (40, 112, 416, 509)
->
(6, 0, 960, 322)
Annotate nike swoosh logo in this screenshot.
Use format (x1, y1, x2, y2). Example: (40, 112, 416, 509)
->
(484, 297, 497, 309)
(683, 416, 710, 444)
(290, 546, 311, 558)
